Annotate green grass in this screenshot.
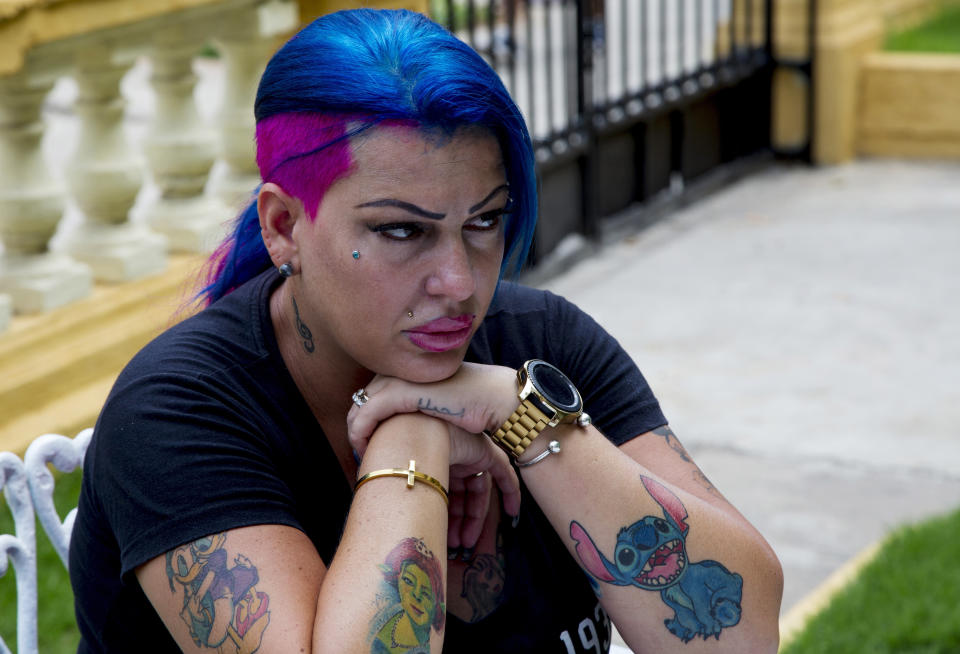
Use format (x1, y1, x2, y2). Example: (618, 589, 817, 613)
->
(0, 469, 82, 654)
(781, 506, 960, 654)
(885, 5, 960, 53)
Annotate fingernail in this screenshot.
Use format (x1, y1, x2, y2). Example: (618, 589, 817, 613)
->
(448, 547, 461, 560)
(511, 513, 520, 529)
(460, 547, 475, 562)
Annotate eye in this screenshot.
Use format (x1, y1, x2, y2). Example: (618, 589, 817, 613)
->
(654, 519, 670, 533)
(369, 222, 426, 241)
(465, 208, 508, 232)
(617, 547, 636, 567)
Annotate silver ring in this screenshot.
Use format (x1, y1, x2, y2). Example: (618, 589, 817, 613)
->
(351, 388, 370, 407)
(517, 440, 561, 468)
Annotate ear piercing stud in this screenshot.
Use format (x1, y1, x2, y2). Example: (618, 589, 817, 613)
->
(278, 262, 294, 278)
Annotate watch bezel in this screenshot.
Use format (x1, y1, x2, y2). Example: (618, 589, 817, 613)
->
(519, 360, 584, 426)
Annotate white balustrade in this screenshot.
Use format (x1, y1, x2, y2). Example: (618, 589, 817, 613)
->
(0, 70, 92, 314)
(212, 4, 287, 206)
(142, 26, 229, 253)
(61, 43, 168, 283)
(0, 295, 9, 332)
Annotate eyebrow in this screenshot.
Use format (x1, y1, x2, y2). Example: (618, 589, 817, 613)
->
(469, 184, 510, 213)
(354, 199, 446, 220)
(354, 183, 511, 220)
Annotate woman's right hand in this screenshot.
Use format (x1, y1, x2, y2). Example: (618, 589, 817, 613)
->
(444, 424, 520, 550)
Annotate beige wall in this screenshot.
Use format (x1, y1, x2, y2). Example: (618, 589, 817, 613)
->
(299, 0, 428, 22)
(772, 0, 960, 163)
(858, 52, 960, 158)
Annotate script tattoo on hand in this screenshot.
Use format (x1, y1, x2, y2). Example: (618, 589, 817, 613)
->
(570, 476, 743, 643)
(370, 538, 446, 653)
(417, 397, 466, 418)
(291, 296, 315, 353)
(165, 533, 271, 652)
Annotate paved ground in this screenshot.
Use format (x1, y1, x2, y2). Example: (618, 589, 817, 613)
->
(539, 158, 960, 619)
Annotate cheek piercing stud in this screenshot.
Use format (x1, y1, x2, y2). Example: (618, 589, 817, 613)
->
(352, 250, 360, 260)
(278, 262, 294, 278)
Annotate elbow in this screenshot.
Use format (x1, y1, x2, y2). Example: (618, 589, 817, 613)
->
(751, 542, 785, 653)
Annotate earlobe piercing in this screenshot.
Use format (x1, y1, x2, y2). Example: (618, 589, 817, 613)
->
(352, 250, 360, 260)
(278, 262, 294, 278)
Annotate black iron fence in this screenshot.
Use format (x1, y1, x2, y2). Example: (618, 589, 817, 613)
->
(433, 0, 815, 265)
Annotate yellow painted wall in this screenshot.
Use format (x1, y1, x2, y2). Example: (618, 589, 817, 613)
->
(298, 0, 428, 22)
(858, 52, 960, 158)
(0, 0, 228, 76)
(772, 0, 960, 163)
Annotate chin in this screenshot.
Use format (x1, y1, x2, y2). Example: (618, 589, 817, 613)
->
(397, 350, 466, 383)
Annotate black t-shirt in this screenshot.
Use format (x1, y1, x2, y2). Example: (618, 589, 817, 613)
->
(69, 268, 666, 653)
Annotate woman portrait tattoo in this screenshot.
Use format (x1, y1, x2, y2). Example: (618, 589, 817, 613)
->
(370, 538, 445, 653)
(291, 296, 315, 353)
(165, 533, 271, 652)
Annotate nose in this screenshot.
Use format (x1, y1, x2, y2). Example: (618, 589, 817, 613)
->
(424, 236, 476, 301)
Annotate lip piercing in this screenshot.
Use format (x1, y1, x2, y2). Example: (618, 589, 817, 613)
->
(352, 250, 360, 260)
(351, 388, 370, 407)
(278, 262, 294, 278)
(407, 310, 414, 318)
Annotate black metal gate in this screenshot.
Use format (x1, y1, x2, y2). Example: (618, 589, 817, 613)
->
(434, 0, 816, 265)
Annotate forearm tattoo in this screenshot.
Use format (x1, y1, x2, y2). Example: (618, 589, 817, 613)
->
(165, 533, 271, 651)
(570, 476, 743, 643)
(652, 425, 722, 498)
(652, 425, 692, 462)
(291, 296, 315, 353)
(460, 532, 506, 622)
(370, 538, 446, 653)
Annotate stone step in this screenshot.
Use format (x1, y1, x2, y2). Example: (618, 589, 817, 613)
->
(0, 253, 206, 454)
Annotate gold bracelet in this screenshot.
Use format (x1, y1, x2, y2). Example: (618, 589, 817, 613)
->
(354, 460, 449, 505)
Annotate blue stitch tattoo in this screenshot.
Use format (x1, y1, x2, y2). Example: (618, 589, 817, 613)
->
(570, 476, 743, 643)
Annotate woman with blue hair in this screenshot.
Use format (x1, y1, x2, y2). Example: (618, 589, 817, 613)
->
(69, 8, 782, 653)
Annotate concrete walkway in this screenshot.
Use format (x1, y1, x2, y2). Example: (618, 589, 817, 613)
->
(540, 159, 960, 621)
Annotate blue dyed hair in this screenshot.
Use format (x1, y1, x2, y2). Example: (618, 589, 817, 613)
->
(199, 8, 537, 305)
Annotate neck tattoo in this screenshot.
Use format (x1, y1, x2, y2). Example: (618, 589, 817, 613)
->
(291, 296, 315, 354)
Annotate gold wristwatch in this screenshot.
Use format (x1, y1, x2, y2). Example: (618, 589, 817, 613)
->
(484, 359, 592, 459)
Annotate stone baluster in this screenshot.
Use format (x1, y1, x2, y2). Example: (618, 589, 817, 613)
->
(62, 43, 166, 283)
(0, 71, 92, 322)
(142, 26, 229, 253)
(212, 2, 298, 206)
(0, 295, 9, 332)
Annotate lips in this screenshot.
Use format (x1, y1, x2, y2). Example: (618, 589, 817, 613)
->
(405, 314, 475, 353)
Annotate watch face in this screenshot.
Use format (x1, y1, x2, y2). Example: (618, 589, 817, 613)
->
(528, 360, 581, 412)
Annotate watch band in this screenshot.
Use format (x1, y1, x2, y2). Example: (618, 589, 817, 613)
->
(486, 398, 551, 458)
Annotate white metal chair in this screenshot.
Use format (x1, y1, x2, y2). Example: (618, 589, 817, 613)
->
(0, 429, 91, 654)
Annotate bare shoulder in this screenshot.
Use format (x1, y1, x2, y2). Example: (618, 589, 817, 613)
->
(136, 524, 326, 653)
